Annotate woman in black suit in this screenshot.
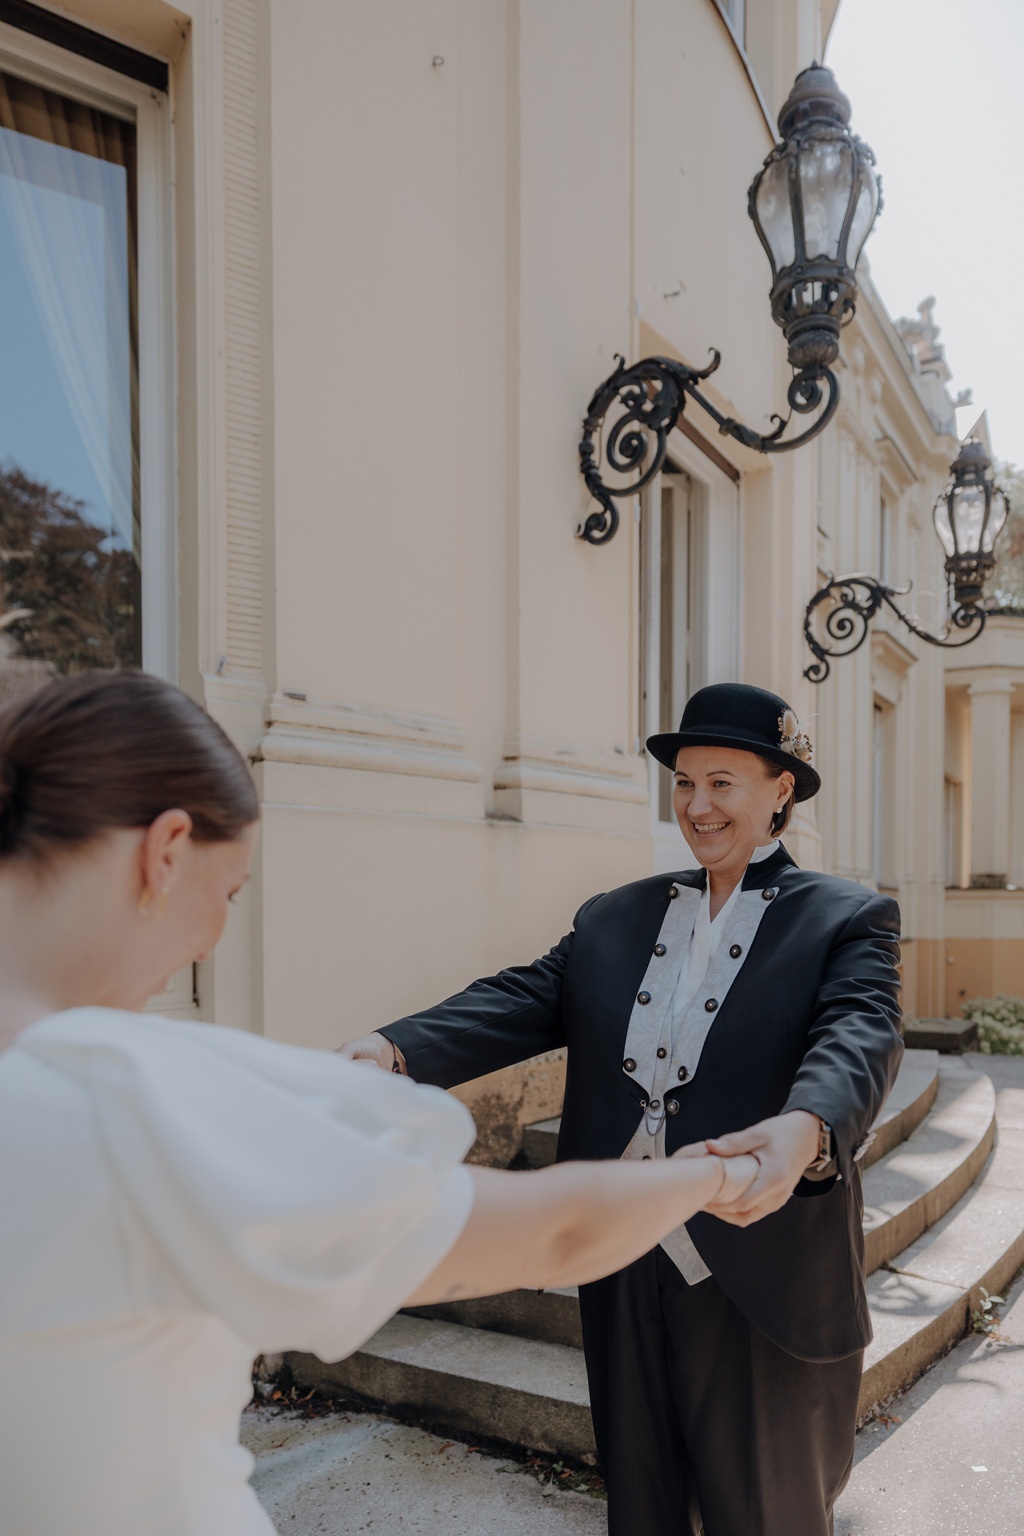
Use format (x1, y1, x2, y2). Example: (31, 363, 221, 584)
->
(342, 683, 903, 1536)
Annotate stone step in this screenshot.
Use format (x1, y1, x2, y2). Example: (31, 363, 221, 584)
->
(290, 1077, 1024, 1461)
(287, 1312, 596, 1461)
(287, 1061, 1013, 1463)
(415, 1051, 950, 1349)
(859, 1080, 1024, 1412)
(520, 1048, 940, 1173)
(861, 1058, 995, 1274)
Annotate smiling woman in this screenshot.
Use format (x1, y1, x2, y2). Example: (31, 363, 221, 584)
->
(348, 680, 903, 1536)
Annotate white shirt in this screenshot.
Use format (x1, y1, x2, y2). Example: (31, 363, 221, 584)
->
(0, 1009, 475, 1536)
(623, 842, 781, 1284)
(669, 841, 780, 1018)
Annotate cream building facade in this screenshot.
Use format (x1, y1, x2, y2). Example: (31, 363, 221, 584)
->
(1, 0, 1021, 1157)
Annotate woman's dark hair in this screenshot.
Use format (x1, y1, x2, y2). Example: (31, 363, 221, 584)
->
(0, 670, 260, 861)
(758, 755, 796, 839)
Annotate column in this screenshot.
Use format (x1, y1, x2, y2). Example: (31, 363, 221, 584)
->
(1010, 711, 1024, 888)
(968, 676, 1015, 888)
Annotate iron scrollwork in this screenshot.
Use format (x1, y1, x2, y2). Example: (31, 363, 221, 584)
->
(802, 573, 987, 684)
(577, 351, 839, 545)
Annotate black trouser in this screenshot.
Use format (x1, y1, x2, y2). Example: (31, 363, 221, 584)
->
(578, 1247, 862, 1536)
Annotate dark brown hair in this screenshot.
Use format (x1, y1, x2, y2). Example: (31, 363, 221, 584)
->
(759, 755, 796, 839)
(0, 671, 259, 861)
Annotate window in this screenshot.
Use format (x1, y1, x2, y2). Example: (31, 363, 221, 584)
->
(944, 775, 964, 889)
(0, 27, 172, 703)
(879, 495, 892, 584)
(641, 472, 704, 824)
(872, 702, 896, 888)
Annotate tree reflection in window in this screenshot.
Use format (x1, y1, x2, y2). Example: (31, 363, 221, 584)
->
(0, 466, 139, 682)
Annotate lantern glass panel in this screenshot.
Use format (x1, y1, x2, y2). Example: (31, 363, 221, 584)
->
(754, 155, 795, 273)
(847, 168, 879, 267)
(934, 498, 955, 558)
(798, 139, 854, 261)
(950, 484, 987, 556)
(982, 489, 1008, 553)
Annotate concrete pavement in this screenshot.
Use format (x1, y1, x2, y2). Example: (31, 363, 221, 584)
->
(243, 1407, 605, 1535)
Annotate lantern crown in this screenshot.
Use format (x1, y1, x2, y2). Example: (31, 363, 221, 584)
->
(777, 63, 852, 136)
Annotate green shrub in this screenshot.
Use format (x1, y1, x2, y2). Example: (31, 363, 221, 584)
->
(962, 995, 1024, 1055)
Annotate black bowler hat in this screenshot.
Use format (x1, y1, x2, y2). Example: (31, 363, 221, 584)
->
(646, 683, 821, 802)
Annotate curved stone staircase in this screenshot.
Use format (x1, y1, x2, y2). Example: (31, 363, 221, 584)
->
(288, 1051, 1024, 1459)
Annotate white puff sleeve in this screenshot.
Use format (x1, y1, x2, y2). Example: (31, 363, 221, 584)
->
(30, 1011, 476, 1362)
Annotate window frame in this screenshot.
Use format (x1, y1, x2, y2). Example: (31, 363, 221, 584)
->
(0, 19, 176, 680)
(640, 442, 741, 873)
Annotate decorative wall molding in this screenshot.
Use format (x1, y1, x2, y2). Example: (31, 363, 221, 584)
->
(495, 734, 648, 804)
(257, 694, 483, 782)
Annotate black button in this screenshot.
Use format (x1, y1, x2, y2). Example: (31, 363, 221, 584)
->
(623, 1057, 637, 1073)
(666, 1098, 680, 1116)
(669, 885, 679, 899)
(763, 886, 778, 902)
(637, 991, 651, 1005)
(730, 944, 742, 959)
(678, 1066, 689, 1081)
(650, 1099, 661, 1110)
(657, 1046, 667, 1059)
(705, 998, 718, 1013)
(654, 943, 667, 957)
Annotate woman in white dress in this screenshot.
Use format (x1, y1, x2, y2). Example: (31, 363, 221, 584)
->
(0, 671, 758, 1536)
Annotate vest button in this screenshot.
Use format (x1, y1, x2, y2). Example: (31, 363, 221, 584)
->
(666, 1098, 680, 1115)
(656, 1046, 667, 1059)
(668, 885, 679, 899)
(623, 1058, 637, 1073)
(654, 943, 667, 957)
(637, 991, 651, 1005)
(678, 1066, 689, 1081)
(763, 886, 778, 902)
(730, 944, 742, 959)
(705, 998, 718, 1013)
(650, 1099, 661, 1110)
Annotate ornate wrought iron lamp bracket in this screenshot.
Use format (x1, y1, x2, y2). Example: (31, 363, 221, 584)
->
(802, 573, 988, 684)
(577, 351, 838, 544)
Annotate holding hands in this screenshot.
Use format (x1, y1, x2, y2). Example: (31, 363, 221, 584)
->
(702, 1109, 822, 1226)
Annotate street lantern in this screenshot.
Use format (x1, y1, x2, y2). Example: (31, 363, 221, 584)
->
(749, 62, 881, 372)
(933, 438, 1009, 606)
(803, 439, 1011, 683)
(578, 63, 881, 544)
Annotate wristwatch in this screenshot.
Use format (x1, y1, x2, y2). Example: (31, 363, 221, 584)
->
(806, 1115, 835, 1173)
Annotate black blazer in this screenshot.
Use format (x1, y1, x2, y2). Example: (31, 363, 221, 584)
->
(383, 844, 903, 1362)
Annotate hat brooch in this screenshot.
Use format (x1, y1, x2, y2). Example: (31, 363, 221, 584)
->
(779, 709, 814, 764)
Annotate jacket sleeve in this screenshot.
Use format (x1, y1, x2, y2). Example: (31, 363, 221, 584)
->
(378, 896, 602, 1089)
(782, 891, 903, 1188)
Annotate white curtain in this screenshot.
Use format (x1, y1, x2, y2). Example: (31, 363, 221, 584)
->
(0, 111, 135, 555)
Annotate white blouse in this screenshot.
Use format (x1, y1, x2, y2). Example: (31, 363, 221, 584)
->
(0, 1009, 476, 1536)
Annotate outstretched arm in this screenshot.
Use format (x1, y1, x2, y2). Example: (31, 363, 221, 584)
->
(340, 897, 603, 1088)
(406, 1148, 759, 1305)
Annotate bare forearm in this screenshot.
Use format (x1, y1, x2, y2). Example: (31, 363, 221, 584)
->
(406, 1156, 729, 1307)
